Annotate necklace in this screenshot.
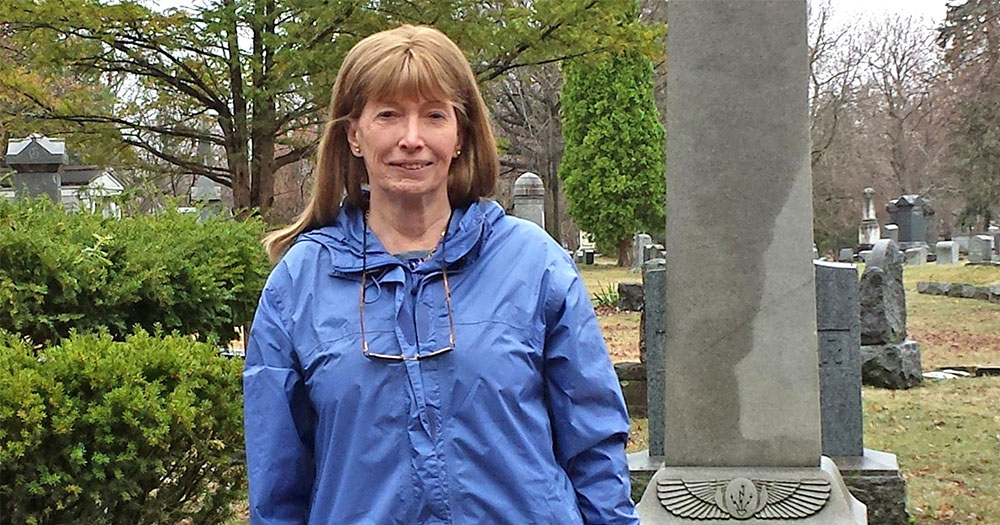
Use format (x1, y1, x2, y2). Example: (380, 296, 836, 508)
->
(365, 209, 448, 257)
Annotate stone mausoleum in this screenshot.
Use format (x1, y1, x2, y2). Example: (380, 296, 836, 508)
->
(2, 135, 123, 213)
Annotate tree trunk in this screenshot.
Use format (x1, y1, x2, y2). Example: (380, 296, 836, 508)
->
(226, 134, 253, 211)
(616, 237, 633, 267)
(223, 0, 251, 210)
(250, 0, 277, 218)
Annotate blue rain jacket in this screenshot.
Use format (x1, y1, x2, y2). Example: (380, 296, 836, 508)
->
(244, 199, 638, 524)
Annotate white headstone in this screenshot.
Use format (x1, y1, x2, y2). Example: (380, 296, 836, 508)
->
(511, 172, 545, 229)
(935, 241, 959, 265)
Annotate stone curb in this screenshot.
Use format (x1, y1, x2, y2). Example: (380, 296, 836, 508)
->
(916, 281, 1000, 303)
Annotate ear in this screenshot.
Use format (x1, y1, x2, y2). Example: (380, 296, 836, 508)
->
(347, 121, 363, 157)
(454, 128, 464, 159)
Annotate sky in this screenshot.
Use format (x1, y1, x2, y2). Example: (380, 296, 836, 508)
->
(823, 0, 949, 25)
(149, 0, 954, 23)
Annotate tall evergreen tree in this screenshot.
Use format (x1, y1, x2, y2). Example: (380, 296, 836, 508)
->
(559, 41, 665, 266)
(938, 0, 1000, 229)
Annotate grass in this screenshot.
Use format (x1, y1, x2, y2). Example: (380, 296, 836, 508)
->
(581, 257, 1000, 524)
(864, 379, 1000, 524)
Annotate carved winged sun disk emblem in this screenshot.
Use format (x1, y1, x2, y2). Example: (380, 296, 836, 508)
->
(657, 477, 831, 520)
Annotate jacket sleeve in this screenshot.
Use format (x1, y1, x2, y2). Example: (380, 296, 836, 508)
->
(542, 252, 639, 525)
(244, 281, 316, 524)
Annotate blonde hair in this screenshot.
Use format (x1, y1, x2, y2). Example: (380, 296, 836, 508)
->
(263, 24, 499, 263)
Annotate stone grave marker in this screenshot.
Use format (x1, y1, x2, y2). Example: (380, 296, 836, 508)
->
(634, 233, 653, 271)
(883, 224, 899, 243)
(859, 240, 922, 389)
(643, 258, 667, 457)
(815, 260, 910, 524)
(953, 234, 970, 255)
(935, 241, 958, 264)
(904, 246, 927, 266)
(858, 188, 881, 248)
(511, 172, 544, 228)
(838, 248, 854, 262)
(969, 235, 994, 264)
(814, 261, 863, 457)
(635, 2, 866, 522)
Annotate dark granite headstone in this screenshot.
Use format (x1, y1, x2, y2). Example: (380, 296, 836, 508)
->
(641, 258, 666, 457)
(814, 261, 863, 457)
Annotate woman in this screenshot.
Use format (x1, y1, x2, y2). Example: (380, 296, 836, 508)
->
(244, 25, 638, 525)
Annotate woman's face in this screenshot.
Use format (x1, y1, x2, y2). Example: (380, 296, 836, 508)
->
(348, 96, 461, 203)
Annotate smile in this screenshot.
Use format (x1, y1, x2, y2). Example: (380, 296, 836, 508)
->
(390, 161, 433, 170)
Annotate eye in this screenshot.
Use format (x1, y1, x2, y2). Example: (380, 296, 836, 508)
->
(376, 110, 397, 119)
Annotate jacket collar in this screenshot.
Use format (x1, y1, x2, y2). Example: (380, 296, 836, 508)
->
(296, 199, 503, 275)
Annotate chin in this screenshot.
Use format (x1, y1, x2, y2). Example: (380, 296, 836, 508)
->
(377, 182, 448, 201)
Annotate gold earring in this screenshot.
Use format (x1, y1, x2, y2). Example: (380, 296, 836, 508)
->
(456, 149, 461, 157)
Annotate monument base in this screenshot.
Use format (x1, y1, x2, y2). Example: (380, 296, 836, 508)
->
(636, 457, 867, 524)
(832, 449, 909, 525)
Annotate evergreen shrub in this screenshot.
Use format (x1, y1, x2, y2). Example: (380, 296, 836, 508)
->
(0, 329, 245, 525)
(0, 198, 268, 345)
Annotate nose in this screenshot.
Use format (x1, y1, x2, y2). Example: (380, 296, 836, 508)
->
(398, 114, 425, 151)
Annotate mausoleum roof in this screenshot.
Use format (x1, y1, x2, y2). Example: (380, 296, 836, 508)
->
(5, 135, 66, 157)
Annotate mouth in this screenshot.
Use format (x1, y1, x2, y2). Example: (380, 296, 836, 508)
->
(389, 160, 433, 170)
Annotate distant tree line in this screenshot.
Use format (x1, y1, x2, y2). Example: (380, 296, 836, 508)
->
(808, 0, 1000, 253)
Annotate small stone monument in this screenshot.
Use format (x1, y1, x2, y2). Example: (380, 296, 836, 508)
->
(968, 235, 995, 264)
(634, 233, 653, 271)
(935, 241, 959, 264)
(904, 246, 927, 266)
(883, 224, 899, 243)
(859, 240, 922, 389)
(953, 234, 971, 255)
(838, 248, 854, 263)
(858, 188, 881, 249)
(511, 172, 545, 229)
(636, 2, 866, 522)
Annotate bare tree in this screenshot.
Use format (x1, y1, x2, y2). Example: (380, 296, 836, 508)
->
(487, 64, 569, 245)
(806, 2, 954, 251)
(808, 0, 871, 168)
(863, 14, 943, 193)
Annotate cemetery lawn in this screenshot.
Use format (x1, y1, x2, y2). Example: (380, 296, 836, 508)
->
(863, 378, 1000, 524)
(581, 259, 1000, 524)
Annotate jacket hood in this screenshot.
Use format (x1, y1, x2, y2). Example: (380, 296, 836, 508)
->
(295, 199, 506, 275)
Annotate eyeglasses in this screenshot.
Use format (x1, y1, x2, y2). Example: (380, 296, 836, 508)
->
(359, 269, 456, 361)
(359, 208, 456, 361)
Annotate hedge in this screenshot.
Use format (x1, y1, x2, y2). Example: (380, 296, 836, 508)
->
(0, 198, 269, 345)
(0, 329, 246, 525)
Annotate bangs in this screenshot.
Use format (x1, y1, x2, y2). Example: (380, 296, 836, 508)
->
(362, 47, 462, 108)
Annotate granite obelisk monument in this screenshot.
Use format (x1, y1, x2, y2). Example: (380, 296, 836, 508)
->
(636, 1, 867, 522)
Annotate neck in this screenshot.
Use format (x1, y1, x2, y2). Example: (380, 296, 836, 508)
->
(367, 192, 452, 254)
